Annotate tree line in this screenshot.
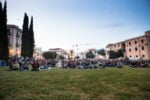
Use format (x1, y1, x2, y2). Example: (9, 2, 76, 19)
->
(0, 0, 8, 61)
(21, 13, 35, 58)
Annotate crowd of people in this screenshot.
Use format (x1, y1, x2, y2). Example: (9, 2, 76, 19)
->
(61, 59, 123, 69)
(6, 56, 150, 71)
(7, 57, 51, 71)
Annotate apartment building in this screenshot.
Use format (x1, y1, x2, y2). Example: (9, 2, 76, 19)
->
(125, 30, 150, 60)
(49, 48, 68, 59)
(7, 25, 22, 57)
(106, 30, 150, 60)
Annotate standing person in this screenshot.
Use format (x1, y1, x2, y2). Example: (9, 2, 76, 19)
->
(32, 60, 39, 71)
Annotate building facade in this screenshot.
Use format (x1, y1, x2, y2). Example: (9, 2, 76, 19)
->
(125, 31, 150, 60)
(106, 30, 150, 60)
(33, 47, 43, 59)
(49, 48, 68, 59)
(7, 25, 22, 57)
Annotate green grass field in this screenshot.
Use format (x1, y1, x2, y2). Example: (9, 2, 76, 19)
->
(0, 66, 150, 100)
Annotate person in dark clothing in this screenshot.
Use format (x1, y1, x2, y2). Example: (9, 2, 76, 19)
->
(32, 61, 39, 71)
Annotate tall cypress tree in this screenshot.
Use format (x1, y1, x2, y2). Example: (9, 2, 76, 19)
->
(2, 0, 8, 61)
(28, 16, 35, 57)
(21, 13, 29, 57)
(0, 1, 3, 60)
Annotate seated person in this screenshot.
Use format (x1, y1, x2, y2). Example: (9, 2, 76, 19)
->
(32, 61, 39, 71)
(12, 61, 19, 70)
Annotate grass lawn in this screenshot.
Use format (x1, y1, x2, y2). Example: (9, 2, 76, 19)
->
(0, 66, 150, 100)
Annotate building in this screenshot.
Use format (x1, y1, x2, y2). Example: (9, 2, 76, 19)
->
(106, 30, 150, 60)
(49, 48, 68, 59)
(7, 25, 22, 57)
(125, 30, 150, 60)
(33, 47, 43, 59)
(78, 51, 86, 60)
(68, 49, 75, 60)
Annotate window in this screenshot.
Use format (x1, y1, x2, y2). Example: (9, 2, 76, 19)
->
(129, 42, 131, 45)
(129, 48, 131, 52)
(135, 41, 137, 44)
(142, 46, 144, 50)
(149, 38, 150, 42)
(114, 45, 116, 47)
(142, 55, 145, 58)
(130, 56, 132, 58)
(118, 44, 120, 47)
(135, 47, 138, 51)
(136, 55, 138, 57)
(141, 39, 144, 43)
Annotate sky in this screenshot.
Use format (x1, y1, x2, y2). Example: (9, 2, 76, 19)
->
(4, 0, 150, 52)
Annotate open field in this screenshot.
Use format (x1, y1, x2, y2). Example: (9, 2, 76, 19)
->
(0, 66, 150, 100)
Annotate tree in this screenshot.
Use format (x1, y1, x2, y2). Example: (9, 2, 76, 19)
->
(0, 0, 8, 61)
(42, 51, 57, 60)
(109, 50, 116, 59)
(59, 55, 65, 60)
(108, 49, 124, 59)
(117, 49, 124, 58)
(97, 49, 106, 56)
(86, 51, 95, 59)
(2, 0, 9, 61)
(21, 13, 29, 57)
(0, 1, 3, 60)
(28, 16, 35, 57)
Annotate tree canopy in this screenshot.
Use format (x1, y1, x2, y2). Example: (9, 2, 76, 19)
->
(97, 49, 106, 56)
(86, 51, 95, 59)
(21, 13, 35, 58)
(42, 51, 57, 59)
(109, 49, 124, 59)
(0, 0, 8, 61)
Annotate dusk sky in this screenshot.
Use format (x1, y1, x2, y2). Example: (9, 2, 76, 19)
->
(6, 0, 150, 51)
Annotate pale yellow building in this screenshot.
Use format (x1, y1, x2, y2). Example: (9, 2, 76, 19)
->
(7, 25, 22, 57)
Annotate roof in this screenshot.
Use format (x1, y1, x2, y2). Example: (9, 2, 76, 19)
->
(125, 35, 149, 41)
(106, 41, 125, 48)
(106, 30, 150, 48)
(7, 24, 22, 32)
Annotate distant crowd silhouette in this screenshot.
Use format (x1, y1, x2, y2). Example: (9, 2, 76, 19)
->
(6, 56, 150, 71)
